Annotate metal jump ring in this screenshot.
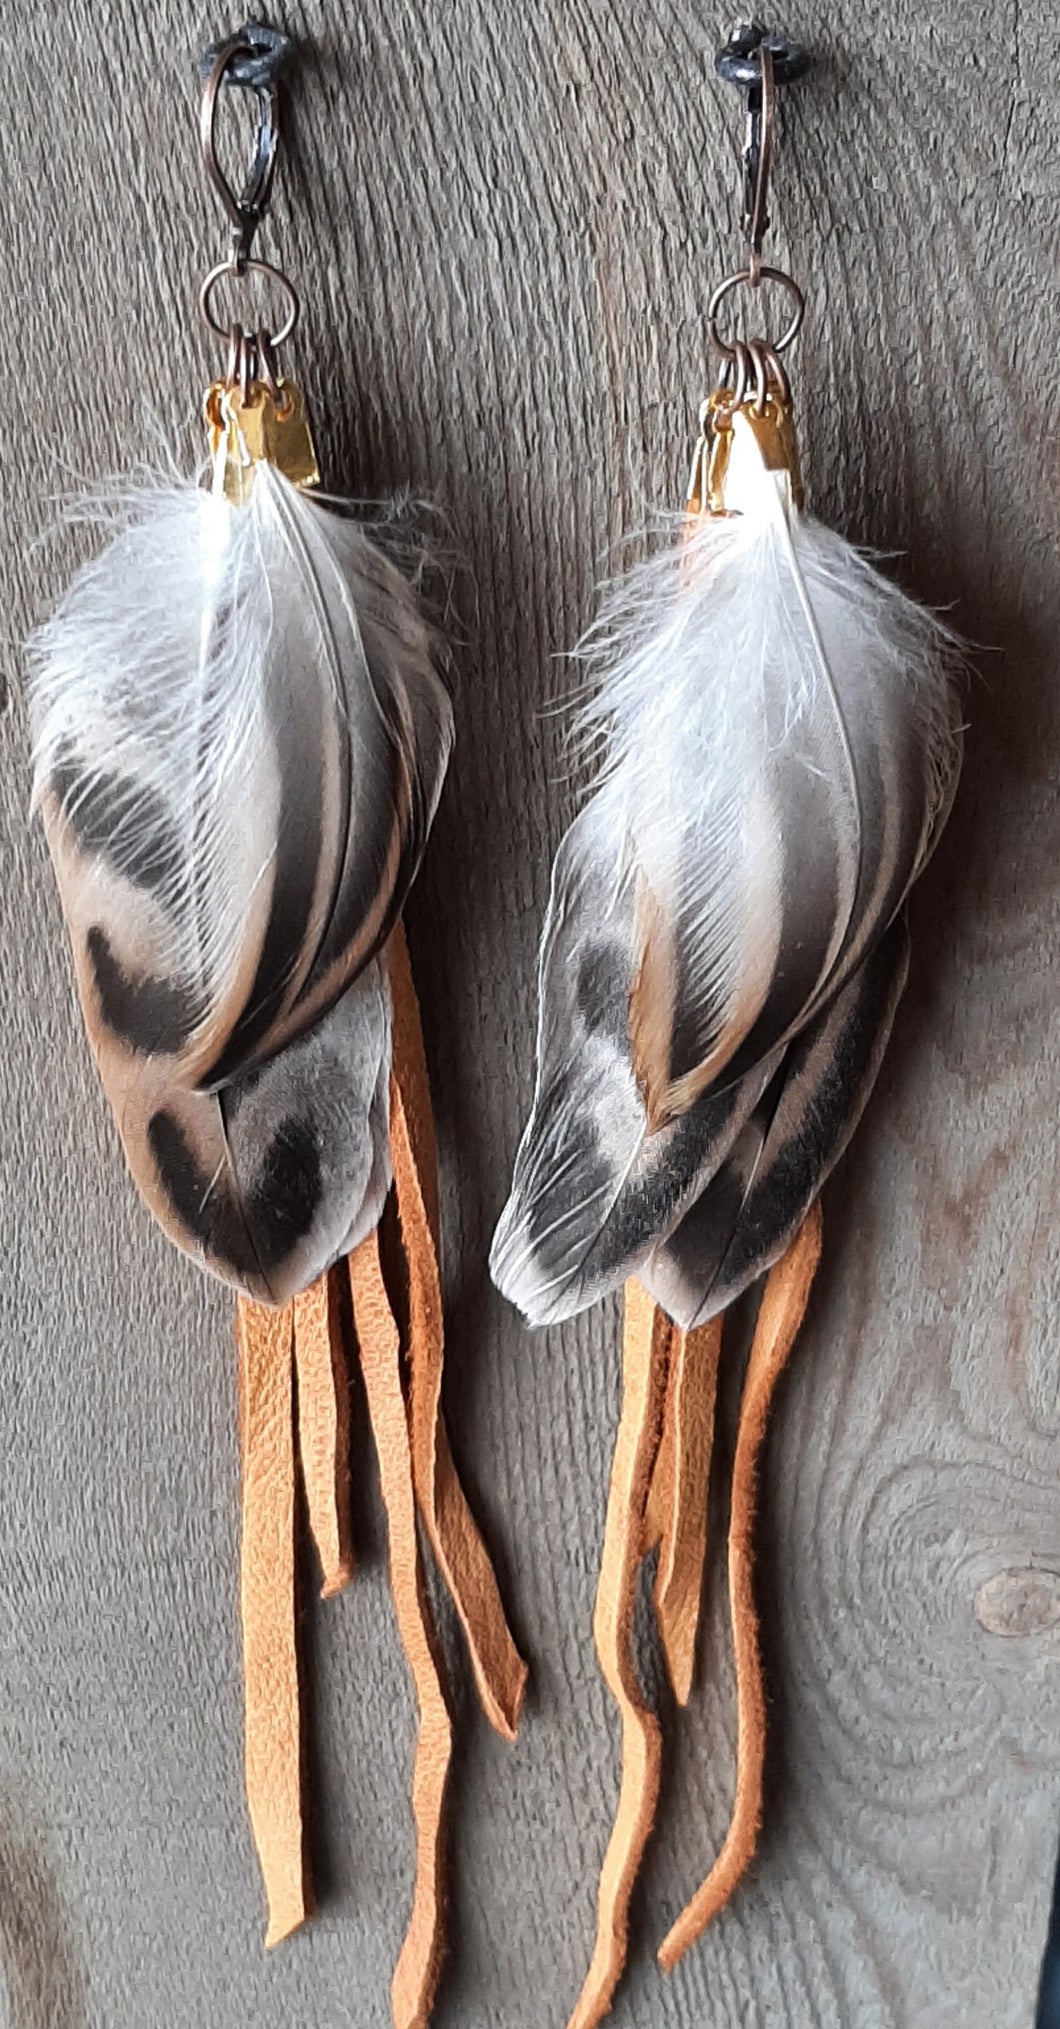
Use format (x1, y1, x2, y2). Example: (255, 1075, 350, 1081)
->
(225, 321, 244, 388)
(761, 342, 792, 407)
(747, 338, 769, 415)
(257, 329, 280, 399)
(223, 327, 256, 403)
(725, 339, 751, 414)
(199, 257, 300, 348)
(256, 330, 292, 407)
(239, 330, 255, 404)
(708, 265, 805, 362)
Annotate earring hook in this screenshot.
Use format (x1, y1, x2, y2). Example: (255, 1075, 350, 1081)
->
(715, 22, 811, 283)
(199, 20, 293, 274)
(744, 40, 774, 280)
(705, 22, 811, 395)
(197, 21, 300, 392)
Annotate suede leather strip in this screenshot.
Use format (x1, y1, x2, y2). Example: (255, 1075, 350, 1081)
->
(642, 1308, 677, 1555)
(236, 1294, 310, 1948)
(658, 1200, 823, 1970)
(293, 1266, 354, 1599)
(567, 1277, 668, 2029)
(349, 1229, 453, 2029)
(387, 923, 527, 1743)
(649, 1312, 724, 1708)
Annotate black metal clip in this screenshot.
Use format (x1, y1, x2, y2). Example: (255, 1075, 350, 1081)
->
(198, 18, 292, 91)
(715, 22, 811, 264)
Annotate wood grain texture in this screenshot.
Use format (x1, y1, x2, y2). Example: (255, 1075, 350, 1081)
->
(1, 3, 1058, 2024)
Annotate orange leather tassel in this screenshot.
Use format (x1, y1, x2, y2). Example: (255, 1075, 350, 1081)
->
(572, 1208, 822, 2022)
(659, 1200, 823, 1969)
(293, 1267, 354, 1598)
(387, 924, 528, 1741)
(236, 1295, 309, 1948)
(642, 1309, 677, 1554)
(647, 1312, 724, 1707)
(567, 1280, 669, 2029)
(234, 923, 521, 2026)
(349, 1229, 453, 2029)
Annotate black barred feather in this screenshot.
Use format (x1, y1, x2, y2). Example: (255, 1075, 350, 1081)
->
(30, 466, 451, 1300)
(492, 426, 962, 1326)
(641, 917, 910, 1329)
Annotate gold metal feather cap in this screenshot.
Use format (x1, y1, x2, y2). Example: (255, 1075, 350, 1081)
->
(687, 389, 803, 518)
(205, 378, 321, 504)
(703, 390, 804, 516)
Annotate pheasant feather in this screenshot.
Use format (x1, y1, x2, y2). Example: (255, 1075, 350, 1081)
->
(492, 408, 962, 1324)
(30, 461, 453, 1301)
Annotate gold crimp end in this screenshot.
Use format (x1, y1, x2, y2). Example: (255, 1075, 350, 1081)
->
(699, 388, 803, 517)
(205, 379, 320, 505)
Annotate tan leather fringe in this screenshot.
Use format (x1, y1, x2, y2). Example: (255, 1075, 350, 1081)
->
(236, 1294, 309, 1948)
(349, 1229, 453, 2029)
(567, 1279, 668, 2029)
(234, 926, 522, 2009)
(658, 1201, 823, 1971)
(648, 1313, 724, 1707)
(642, 1310, 677, 1553)
(387, 923, 528, 1743)
(293, 1267, 354, 1598)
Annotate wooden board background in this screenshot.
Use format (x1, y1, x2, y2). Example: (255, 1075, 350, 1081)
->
(1, 3, 1058, 2024)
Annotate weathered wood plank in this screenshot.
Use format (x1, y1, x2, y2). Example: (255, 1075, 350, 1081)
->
(0, 3, 1057, 2024)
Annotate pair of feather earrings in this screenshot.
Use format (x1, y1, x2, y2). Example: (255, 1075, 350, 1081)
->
(27, 19, 963, 2029)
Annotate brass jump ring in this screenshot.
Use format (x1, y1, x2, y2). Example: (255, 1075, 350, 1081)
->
(238, 329, 255, 404)
(225, 322, 244, 389)
(761, 343, 792, 407)
(199, 257, 300, 349)
(708, 265, 805, 362)
(730, 339, 751, 413)
(747, 338, 769, 415)
(256, 330, 290, 406)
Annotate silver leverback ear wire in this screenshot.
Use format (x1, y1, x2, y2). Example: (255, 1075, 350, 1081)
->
(197, 20, 299, 396)
(709, 21, 811, 411)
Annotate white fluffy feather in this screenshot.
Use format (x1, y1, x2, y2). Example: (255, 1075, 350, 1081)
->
(29, 460, 451, 1300)
(30, 463, 452, 1089)
(491, 434, 962, 1325)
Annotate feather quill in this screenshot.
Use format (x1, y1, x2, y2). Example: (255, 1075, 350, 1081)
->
(30, 459, 452, 1300)
(492, 411, 962, 1325)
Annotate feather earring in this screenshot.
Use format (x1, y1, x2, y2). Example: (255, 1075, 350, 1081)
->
(28, 25, 524, 2026)
(492, 25, 963, 2027)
